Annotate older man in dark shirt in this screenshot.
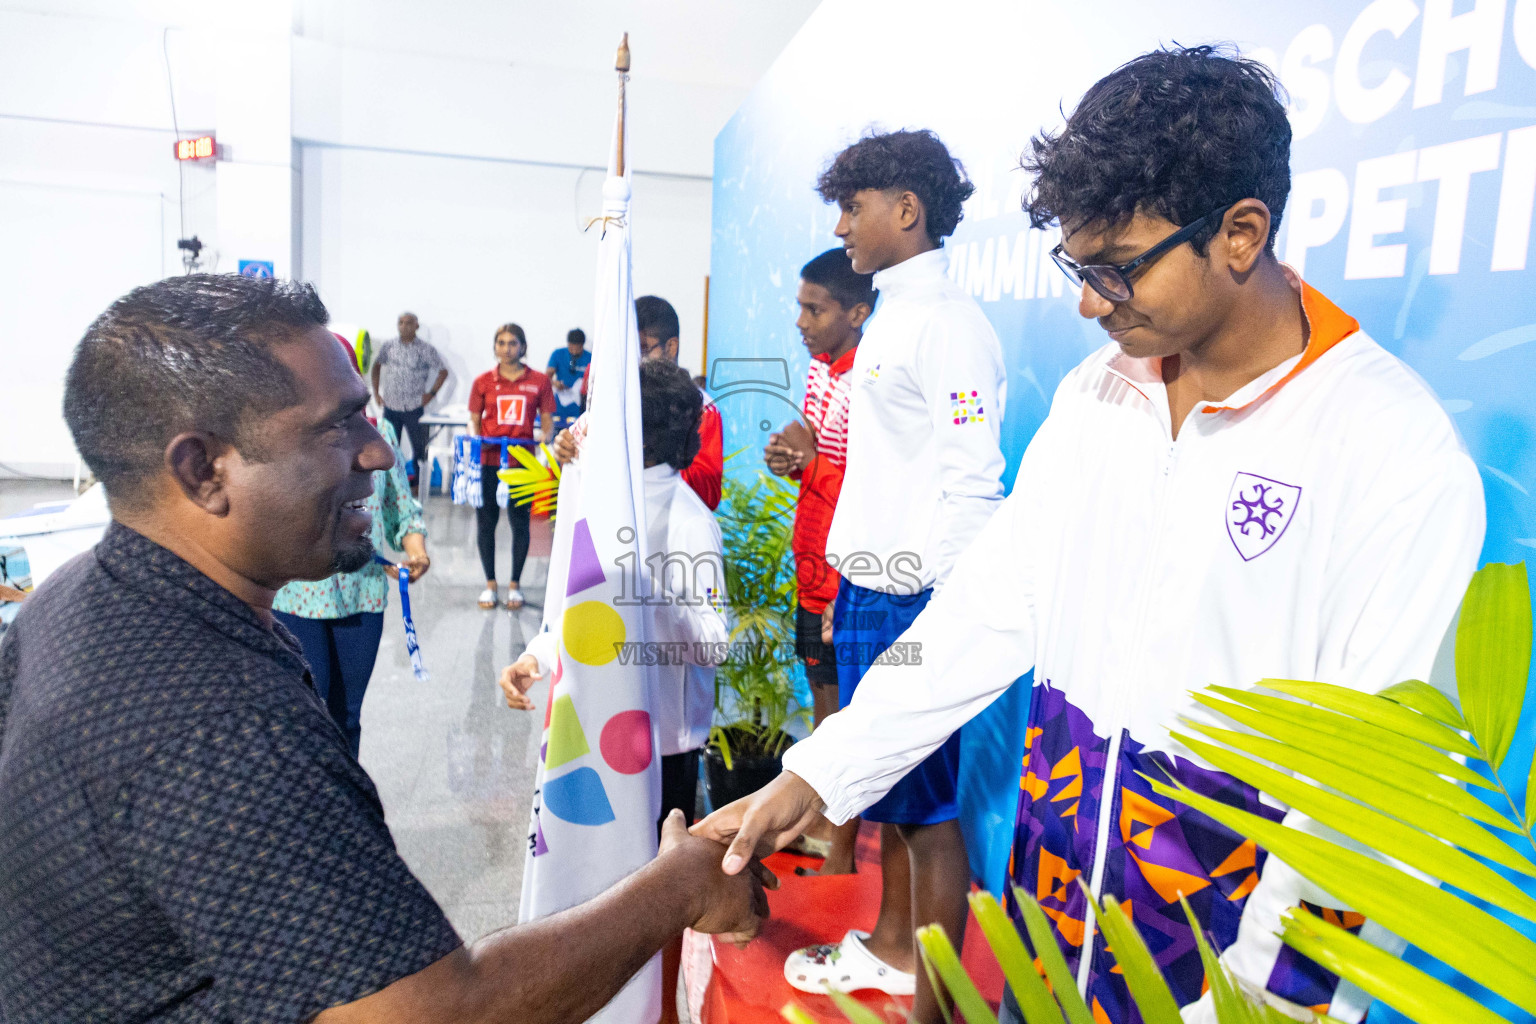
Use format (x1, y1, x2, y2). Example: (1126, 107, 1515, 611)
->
(0, 275, 770, 1023)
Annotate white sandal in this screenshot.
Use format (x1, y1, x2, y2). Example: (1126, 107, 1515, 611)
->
(784, 929, 916, 996)
(477, 587, 498, 610)
(505, 587, 525, 610)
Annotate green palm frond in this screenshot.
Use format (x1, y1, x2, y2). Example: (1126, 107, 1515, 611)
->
(969, 891, 1069, 1024)
(806, 562, 1536, 1024)
(1083, 891, 1181, 1024)
(1150, 561, 1536, 1021)
(712, 472, 809, 756)
(1146, 773, 1536, 1014)
(1278, 907, 1510, 1024)
(1012, 888, 1095, 1024)
(1178, 894, 1300, 1024)
(793, 888, 1305, 1024)
(1457, 563, 1533, 770)
(915, 924, 997, 1024)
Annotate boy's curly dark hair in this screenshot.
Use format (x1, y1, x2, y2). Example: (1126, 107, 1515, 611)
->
(816, 129, 975, 243)
(639, 359, 702, 471)
(1023, 45, 1291, 255)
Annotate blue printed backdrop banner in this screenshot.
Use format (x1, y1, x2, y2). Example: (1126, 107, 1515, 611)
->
(708, 1, 1536, 1018)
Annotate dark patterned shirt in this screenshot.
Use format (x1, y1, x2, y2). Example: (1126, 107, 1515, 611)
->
(0, 523, 461, 1022)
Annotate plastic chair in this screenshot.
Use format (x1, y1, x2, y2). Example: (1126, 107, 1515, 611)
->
(424, 428, 464, 499)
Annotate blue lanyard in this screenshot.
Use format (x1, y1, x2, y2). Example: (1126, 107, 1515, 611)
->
(374, 553, 429, 682)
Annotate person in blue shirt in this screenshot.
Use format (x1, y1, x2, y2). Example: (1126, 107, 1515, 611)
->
(545, 328, 591, 432)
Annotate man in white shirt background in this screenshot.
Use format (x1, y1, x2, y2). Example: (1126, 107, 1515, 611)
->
(694, 47, 1484, 1024)
(773, 129, 1007, 1021)
(371, 311, 449, 484)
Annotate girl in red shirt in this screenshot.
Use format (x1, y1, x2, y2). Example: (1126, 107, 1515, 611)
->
(468, 323, 555, 609)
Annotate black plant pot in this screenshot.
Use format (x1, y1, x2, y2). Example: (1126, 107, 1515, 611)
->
(703, 742, 786, 810)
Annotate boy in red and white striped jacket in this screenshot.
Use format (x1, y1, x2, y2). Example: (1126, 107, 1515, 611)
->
(765, 247, 875, 875)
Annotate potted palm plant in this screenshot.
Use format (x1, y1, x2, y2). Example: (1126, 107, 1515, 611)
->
(792, 561, 1536, 1024)
(705, 470, 811, 808)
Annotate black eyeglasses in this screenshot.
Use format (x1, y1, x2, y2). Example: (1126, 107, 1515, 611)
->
(1050, 205, 1233, 303)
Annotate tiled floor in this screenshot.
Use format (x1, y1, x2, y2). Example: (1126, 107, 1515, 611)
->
(359, 492, 554, 942)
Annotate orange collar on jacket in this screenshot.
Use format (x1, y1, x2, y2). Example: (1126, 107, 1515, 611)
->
(1201, 270, 1359, 414)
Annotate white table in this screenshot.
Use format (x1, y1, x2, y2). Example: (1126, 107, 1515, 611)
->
(416, 411, 470, 505)
(0, 484, 111, 606)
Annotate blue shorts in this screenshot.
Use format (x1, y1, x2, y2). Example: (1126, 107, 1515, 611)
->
(834, 578, 960, 825)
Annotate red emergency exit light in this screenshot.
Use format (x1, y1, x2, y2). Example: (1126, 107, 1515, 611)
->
(174, 135, 216, 161)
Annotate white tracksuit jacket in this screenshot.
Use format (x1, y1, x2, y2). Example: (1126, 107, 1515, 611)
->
(825, 247, 1008, 594)
(783, 274, 1485, 1023)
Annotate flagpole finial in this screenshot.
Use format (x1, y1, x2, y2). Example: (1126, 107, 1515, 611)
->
(614, 33, 630, 177)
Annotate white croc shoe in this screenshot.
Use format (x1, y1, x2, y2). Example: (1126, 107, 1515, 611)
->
(784, 930, 916, 996)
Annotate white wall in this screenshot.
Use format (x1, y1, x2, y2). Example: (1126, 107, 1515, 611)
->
(0, 174, 165, 469)
(302, 145, 713, 395)
(290, 36, 742, 182)
(0, 3, 217, 475)
(286, 0, 781, 384)
(0, 0, 816, 477)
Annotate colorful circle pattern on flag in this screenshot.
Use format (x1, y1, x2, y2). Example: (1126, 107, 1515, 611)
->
(562, 601, 625, 665)
(535, 516, 655, 840)
(600, 710, 654, 775)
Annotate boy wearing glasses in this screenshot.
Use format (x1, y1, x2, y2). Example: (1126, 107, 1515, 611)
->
(771, 130, 1007, 1022)
(695, 48, 1483, 1024)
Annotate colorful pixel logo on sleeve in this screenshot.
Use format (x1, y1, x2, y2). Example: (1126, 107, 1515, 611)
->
(951, 390, 985, 425)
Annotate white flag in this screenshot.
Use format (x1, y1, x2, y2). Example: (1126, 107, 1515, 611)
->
(518, 75, 661, 1024)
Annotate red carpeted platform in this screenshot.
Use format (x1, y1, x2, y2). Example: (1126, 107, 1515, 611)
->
(701, 822, 1004, 1024)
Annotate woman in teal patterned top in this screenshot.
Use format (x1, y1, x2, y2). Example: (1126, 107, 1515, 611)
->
(273, 417, 429, 756)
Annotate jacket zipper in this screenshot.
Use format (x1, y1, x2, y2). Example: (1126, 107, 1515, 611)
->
(1075, 432, 1182, 996)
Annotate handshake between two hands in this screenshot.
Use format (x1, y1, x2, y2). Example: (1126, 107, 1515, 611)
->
(497, 657, 826, 947)
(659, 773, 828, 946)
(678, 773, 829, 944)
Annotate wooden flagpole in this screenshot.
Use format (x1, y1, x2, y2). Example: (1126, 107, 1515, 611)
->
(615, 32, 630, 177)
